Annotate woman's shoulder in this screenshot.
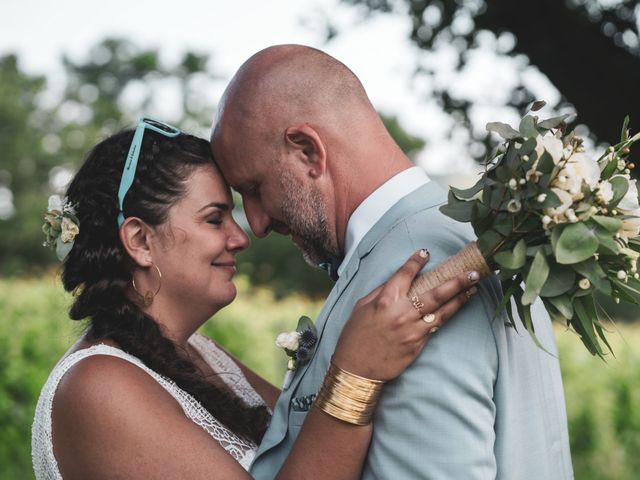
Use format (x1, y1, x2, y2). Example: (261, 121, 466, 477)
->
(53, 346, 185, 427)
(47, 345, 252, 479)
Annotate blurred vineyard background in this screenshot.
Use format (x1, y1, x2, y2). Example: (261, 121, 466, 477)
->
(2, 0, 640, 477)
(1, 275, 640, 479)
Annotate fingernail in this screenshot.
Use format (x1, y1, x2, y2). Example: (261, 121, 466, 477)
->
(468, 271, 479, 283)
(467, 286, 478, 297)
(419, 249, 430, 259)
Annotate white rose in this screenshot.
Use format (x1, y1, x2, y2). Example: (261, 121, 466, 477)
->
(542, 134, 564, 164)
(595, 181, 614, 204)
(552, 165, 582, 198)
(48, 195, 63, 212)
(60, 217, 79, 243)
(545, 188, 574, 219)
(275, 331, 300, 351)
(619, 215, 640, 240)
(566, 151, 600, 189)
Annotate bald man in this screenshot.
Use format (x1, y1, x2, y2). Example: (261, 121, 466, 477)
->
(211, 45, 573, 479)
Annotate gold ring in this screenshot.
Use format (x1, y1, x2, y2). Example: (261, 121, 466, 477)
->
(422, 313, 436, 324)
(411, 295, 425, 314)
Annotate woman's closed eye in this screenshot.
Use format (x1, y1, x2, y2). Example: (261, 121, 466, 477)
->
(207, 215, 223, 226)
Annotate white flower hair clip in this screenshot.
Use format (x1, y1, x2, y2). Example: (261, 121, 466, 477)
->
(42, 195, 80, 261)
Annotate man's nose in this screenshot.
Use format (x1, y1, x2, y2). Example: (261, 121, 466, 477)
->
(243, 197, 272, 238)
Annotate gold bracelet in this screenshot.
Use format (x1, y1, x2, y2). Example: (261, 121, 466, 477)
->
(314, 361, 385, 426)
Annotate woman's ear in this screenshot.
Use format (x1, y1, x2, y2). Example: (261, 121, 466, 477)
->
(118, 217, 155, 268)
(284, 124, 327, 178)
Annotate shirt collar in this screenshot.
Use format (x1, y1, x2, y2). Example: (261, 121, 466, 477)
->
(337, 166, 430, 277)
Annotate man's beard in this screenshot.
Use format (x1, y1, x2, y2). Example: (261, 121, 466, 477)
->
(279, 170, 339, 267)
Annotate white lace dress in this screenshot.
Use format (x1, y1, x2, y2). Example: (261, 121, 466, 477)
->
(32, 333, 267, 479)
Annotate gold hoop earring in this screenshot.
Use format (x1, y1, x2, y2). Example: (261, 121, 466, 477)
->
(132, 264, 162, 307)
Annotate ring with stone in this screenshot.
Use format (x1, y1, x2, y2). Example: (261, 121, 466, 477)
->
(422, 313, 436, 324)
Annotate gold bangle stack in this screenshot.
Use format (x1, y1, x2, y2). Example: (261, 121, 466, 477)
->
(314, 362, 385, 426)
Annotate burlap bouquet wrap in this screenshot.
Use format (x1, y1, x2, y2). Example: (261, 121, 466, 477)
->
(409, 242, 491, 298)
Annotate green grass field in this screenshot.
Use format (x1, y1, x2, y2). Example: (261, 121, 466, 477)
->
(1, 274, 638, 479)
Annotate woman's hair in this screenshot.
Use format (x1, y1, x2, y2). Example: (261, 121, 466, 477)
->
(61, 128, 269, 444)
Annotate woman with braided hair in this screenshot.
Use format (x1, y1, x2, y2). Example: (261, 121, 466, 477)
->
(32, 118, 479, 479)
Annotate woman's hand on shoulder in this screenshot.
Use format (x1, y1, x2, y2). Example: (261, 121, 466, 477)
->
(52, 353, 250, 479)
(334, 250, 480, 381)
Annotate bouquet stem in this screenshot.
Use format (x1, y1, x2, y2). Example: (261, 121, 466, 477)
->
(409, 241, 492, 298)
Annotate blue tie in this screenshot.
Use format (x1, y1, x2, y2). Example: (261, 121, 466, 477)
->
(319, 255, 342, 282)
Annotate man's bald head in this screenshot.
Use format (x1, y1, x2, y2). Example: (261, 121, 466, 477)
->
(213, 44, 379, 142)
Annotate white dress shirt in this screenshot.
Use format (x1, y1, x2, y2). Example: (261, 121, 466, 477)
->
(337, 166, 430, 277)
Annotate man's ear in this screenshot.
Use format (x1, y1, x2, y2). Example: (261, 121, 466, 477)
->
(118, 217, 155, 268)
(284, 124, 327, 178)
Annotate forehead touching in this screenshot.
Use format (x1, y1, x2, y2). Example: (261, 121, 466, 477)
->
(177, 164, 233, 211)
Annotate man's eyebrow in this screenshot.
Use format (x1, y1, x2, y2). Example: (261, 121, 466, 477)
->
(197, 202, 232, 213)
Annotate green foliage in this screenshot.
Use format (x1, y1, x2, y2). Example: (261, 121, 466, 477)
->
(1, 275, 639, 479)
(440, 113, 640, 357)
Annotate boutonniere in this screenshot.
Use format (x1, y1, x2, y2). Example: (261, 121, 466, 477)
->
(276, 316, 318, 389)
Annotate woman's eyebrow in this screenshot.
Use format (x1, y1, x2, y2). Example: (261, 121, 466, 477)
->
(197, 202, 231, 213)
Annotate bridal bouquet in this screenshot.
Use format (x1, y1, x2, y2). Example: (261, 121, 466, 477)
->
(411, 104, 640, 357)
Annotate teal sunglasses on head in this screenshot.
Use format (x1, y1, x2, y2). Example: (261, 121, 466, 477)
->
(117, 118, 182, 227)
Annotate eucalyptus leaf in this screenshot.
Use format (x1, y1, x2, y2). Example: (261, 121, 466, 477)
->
(486, 121, 520, 140)
(495, 165, 513, 183)
(621, 115, 630, 142)
(493, 280, 520, 319)
(529, 100, 547, 112)
(594, 323, 614, 356)
(535, 189, 562, 209)
(55, 240, 73, 261)
(551, 224, 565, 253)
(471, 202, 493, 235)
(493, 213, 513, 236)
(450, 177, 484, 200)
(296, 315, 315, 331)
(494, 239, 526, 270)
(548, 294, 574, 319)
(573, 259, 611, 295)
(537, 152, 556, 174)
(522, 249, 550, 305)
(591, 215, 622, 233)
(573, 297, 603, 356)
(595, 228, 621, 255)
(555, 223, 599, 264)
(609, 176, 630, 207)
(519, 115, 538, 138)
(539, 114, 571, 130)
(600, 157, 617, 180)
(519, 137, 537, 156)
(540, 265, 575, 297)
(439, 192, 475, 223)
(478, 230, 504, 257)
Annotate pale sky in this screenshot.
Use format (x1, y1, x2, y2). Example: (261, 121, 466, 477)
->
(1, 0, 559, 182)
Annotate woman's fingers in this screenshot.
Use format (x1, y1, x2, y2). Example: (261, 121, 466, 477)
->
(411, 270, 480, 317)
(423, 286, 478, 330)
(383, 249, 430, 294)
